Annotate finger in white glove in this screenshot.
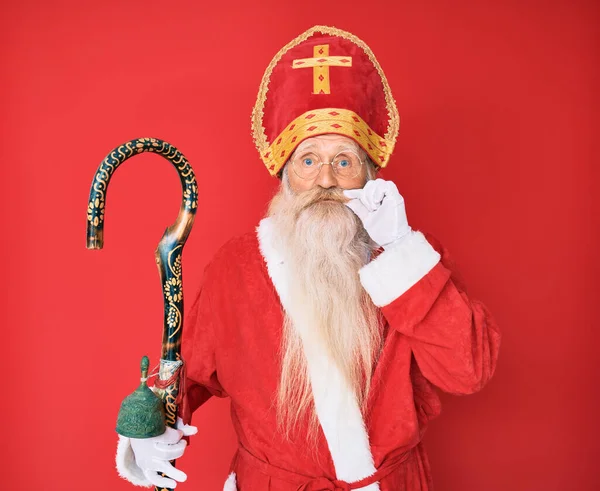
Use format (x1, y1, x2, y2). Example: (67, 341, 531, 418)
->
(344, 197, 370, 223)
(130, 426, 193, 488)
(343, 179, 412, 249)
(344, 179, 391, 212)
(176, 416, 198, 436)
(143, 467, 180, 489)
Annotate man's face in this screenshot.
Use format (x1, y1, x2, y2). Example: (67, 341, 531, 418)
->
(285, 134, 369, 193)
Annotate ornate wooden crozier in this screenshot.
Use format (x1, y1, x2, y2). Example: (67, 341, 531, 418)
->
(86, 138, 198, 491)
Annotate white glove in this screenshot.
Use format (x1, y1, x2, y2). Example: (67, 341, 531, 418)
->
(116, 417, 198, 488)
(343, 179, 412, 249)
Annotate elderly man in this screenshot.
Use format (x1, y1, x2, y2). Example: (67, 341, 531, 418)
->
(116, 26, 501, 490)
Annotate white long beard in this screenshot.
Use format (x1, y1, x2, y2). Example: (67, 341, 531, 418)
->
(267, 176, 383, 445)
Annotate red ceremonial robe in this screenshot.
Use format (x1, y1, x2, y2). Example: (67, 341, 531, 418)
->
(176, 218, 501, 491)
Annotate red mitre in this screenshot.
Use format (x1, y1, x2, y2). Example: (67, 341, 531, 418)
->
(252, 25, 400, 177)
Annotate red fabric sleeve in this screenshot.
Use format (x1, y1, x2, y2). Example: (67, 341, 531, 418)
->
(179, 269, 228, 425)
(380, 232, 501, 395)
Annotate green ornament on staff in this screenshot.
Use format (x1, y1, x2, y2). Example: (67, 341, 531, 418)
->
(116, 356, 166, 438)
(86, 137, 197, 490)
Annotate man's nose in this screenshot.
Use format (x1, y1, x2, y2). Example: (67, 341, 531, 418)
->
(314, 163, 338, 189)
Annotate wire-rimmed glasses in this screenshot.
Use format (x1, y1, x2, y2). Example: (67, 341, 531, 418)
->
(291, 149, 364, 180)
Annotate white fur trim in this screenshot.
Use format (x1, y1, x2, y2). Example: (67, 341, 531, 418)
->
(115, 435, 152, 487)
(359, 230, 441, 307)
(257, 217, 290, 308)
(223, 472, 237, 490)
(257, 218, 379, 490)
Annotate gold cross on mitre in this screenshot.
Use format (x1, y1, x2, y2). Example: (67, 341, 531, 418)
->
(292, 44, 352, 94)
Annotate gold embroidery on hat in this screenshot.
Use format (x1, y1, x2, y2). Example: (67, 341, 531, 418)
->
(262, 108, 394, 176)
(292, 45, 352, 95)
(252, 25, 399, 176)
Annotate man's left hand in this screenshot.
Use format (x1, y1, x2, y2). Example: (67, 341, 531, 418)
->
(343, 179, 412, 249)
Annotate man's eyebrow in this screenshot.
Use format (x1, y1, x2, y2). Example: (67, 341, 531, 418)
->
(296, 143, 359, 153)
(296, 143, 317, 151)
(336, 145, 359, 152)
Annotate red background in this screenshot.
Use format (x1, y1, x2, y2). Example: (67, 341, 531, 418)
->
(2, 1, 598, 490)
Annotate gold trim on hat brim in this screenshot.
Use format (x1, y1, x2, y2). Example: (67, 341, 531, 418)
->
(252, 25, 399, 176)
(262, 108, 395, 176)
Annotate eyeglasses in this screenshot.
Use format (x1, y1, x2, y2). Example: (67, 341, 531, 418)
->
(291, 149, 364, 180)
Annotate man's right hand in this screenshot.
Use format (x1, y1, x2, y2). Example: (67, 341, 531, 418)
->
(117, 417, 198, 488)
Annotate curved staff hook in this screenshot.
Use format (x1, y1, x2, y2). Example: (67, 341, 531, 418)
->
(86, 137, 197, 491)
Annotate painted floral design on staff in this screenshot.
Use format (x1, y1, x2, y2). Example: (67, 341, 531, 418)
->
(87, 197, 105, 226)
